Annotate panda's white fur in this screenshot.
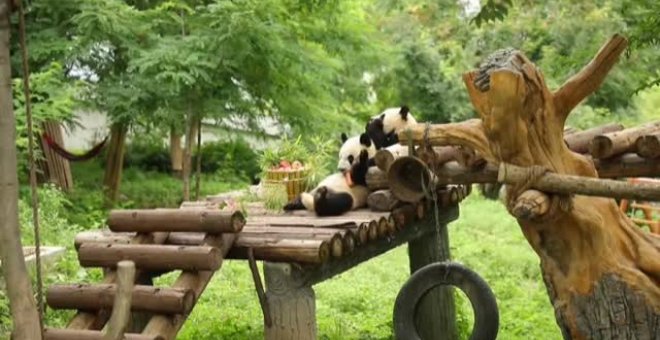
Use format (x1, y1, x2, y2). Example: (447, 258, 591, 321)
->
(373, 106, 418, 135)
(337, 134, 376, 171)
(300, 173, 369, 212)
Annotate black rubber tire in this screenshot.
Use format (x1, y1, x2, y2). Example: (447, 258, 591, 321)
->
(393, 261, 499, 340)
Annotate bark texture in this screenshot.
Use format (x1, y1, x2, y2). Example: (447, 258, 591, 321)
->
(400, 34, 660, 339)
(0, 9, 43, 339)
(103, 123, 128, 206)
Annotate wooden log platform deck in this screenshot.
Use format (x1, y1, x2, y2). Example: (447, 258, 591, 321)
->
(44, 184, 468, 340)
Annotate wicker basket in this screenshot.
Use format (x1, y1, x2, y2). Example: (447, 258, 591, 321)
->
(263, 169, 308, 201)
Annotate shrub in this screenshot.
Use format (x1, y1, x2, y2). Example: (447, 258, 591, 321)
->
(196, 139, 261, 182)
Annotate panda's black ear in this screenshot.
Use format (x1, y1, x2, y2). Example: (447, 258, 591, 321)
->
(400, 105, 410, 120)
(341, 132, 348, 143)
(359, 133, 371, 147)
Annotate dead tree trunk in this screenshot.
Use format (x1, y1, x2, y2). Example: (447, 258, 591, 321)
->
(400, 34, 660, 339)
(103, 123, 128, 207)
(41, 121, 73, 191)
(0, 8, 43, 339)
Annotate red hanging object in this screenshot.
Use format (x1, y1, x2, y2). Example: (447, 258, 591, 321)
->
(42, 133, 109, 162)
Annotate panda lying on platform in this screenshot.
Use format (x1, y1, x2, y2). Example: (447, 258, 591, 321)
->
(283, 149, 371, 216)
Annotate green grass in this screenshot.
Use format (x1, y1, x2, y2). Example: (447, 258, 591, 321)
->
(2, 164, 562, 339)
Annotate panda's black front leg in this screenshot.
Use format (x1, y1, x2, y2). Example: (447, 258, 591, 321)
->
(313, 186, 353, 216)
(283, 195, 305, 211)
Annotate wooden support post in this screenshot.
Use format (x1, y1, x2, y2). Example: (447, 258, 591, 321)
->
(104, 260, 135, 340)
(264, 262, 316, 340)
(407, 215, 457, 340)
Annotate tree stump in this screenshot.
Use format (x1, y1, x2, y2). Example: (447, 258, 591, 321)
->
(400, 34, 660, 339)
(264, 263, 316, 340)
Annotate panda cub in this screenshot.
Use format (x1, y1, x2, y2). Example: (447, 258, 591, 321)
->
(284, 149, 371, 216)
(337, 132, 377, 171)
(365, 105, 418, 157)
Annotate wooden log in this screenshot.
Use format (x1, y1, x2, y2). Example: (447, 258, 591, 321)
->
(499, 162, 660, 201)
(589, 121, 660, 159)
(564, 123, 624, 154)
(43, 329, 162, 340)
(594, 153, 660, 178)
(353, 224, 369, 245)
(367, 190, 402, 212)
(77, 244, 221, 271)
(364, 221, 378, 241)
(107, 209, 245, 233)
(376, 216, 390, 236)
(75, 231, 133, 249)
(374, 149, 396, 172)
(341, 232, 356, 255)
(67, 232, 170, 330)
(104, 260, 135, 340)
(635, 133, 660, 159)
(227, 237, 330, 264)
(240, 226, 344, 257)
(46, 284, 194, 315)
(366, 167, 388, 191)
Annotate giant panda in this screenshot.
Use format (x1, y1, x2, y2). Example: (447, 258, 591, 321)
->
(284, 149, 371, 216)
(365, 105, 418, 150)
(337, 132, 377, 171)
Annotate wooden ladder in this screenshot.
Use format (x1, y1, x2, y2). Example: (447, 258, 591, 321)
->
(42, 209, 245, 340)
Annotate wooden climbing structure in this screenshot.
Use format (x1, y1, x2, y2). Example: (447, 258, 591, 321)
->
(42, 183, 471, 340)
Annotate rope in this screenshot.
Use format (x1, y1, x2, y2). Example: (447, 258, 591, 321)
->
(17, 0, 45, 330)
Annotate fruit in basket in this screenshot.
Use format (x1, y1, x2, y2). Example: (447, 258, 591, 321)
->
(292, 160, 302, 170)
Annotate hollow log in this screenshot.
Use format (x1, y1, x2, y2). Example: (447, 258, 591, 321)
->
(43, 329, 162, 340)
(635, 133, 660, 159)
(77, 244, 222, 271)
(46, 284, 194, 315)
(589, 121, 660, 159)
(431, 34, 660, 339)
(563, 123, 624, 154)
(227, 237, 330, 264)
(107, 209, 245, 233)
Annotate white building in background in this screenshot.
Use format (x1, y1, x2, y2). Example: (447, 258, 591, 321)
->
(63, 110, 285, 151)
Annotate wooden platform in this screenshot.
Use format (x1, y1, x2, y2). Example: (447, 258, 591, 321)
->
(44, 191, 466, 340)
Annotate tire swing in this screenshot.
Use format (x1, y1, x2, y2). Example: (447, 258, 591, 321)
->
(393, 261, 499, 340)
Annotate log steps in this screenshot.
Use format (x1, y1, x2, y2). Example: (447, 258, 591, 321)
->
(44, 209, 245, 340)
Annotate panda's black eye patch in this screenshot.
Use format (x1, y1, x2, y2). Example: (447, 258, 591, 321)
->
(348, 155, 354, 164)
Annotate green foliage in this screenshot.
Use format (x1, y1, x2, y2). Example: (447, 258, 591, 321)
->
(12, 63, 82, 177)
(198, 139, 261, 182)
(471, 0, 513, 27)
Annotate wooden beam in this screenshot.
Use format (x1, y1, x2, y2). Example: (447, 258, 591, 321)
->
(564, 123, 624, 154)
(104, 261, 135, 340)
(44, 328, 162, 340)
(77, 244, 222, 271)
(498, 163, 660, 201)
(298, 206, 459, 286)
(67, 232, 170, 330)
(227, 237, 331, 264)
(47, 284, 194, 315)
(589, 121, 660, 159)
(107, 209, 245, 233)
